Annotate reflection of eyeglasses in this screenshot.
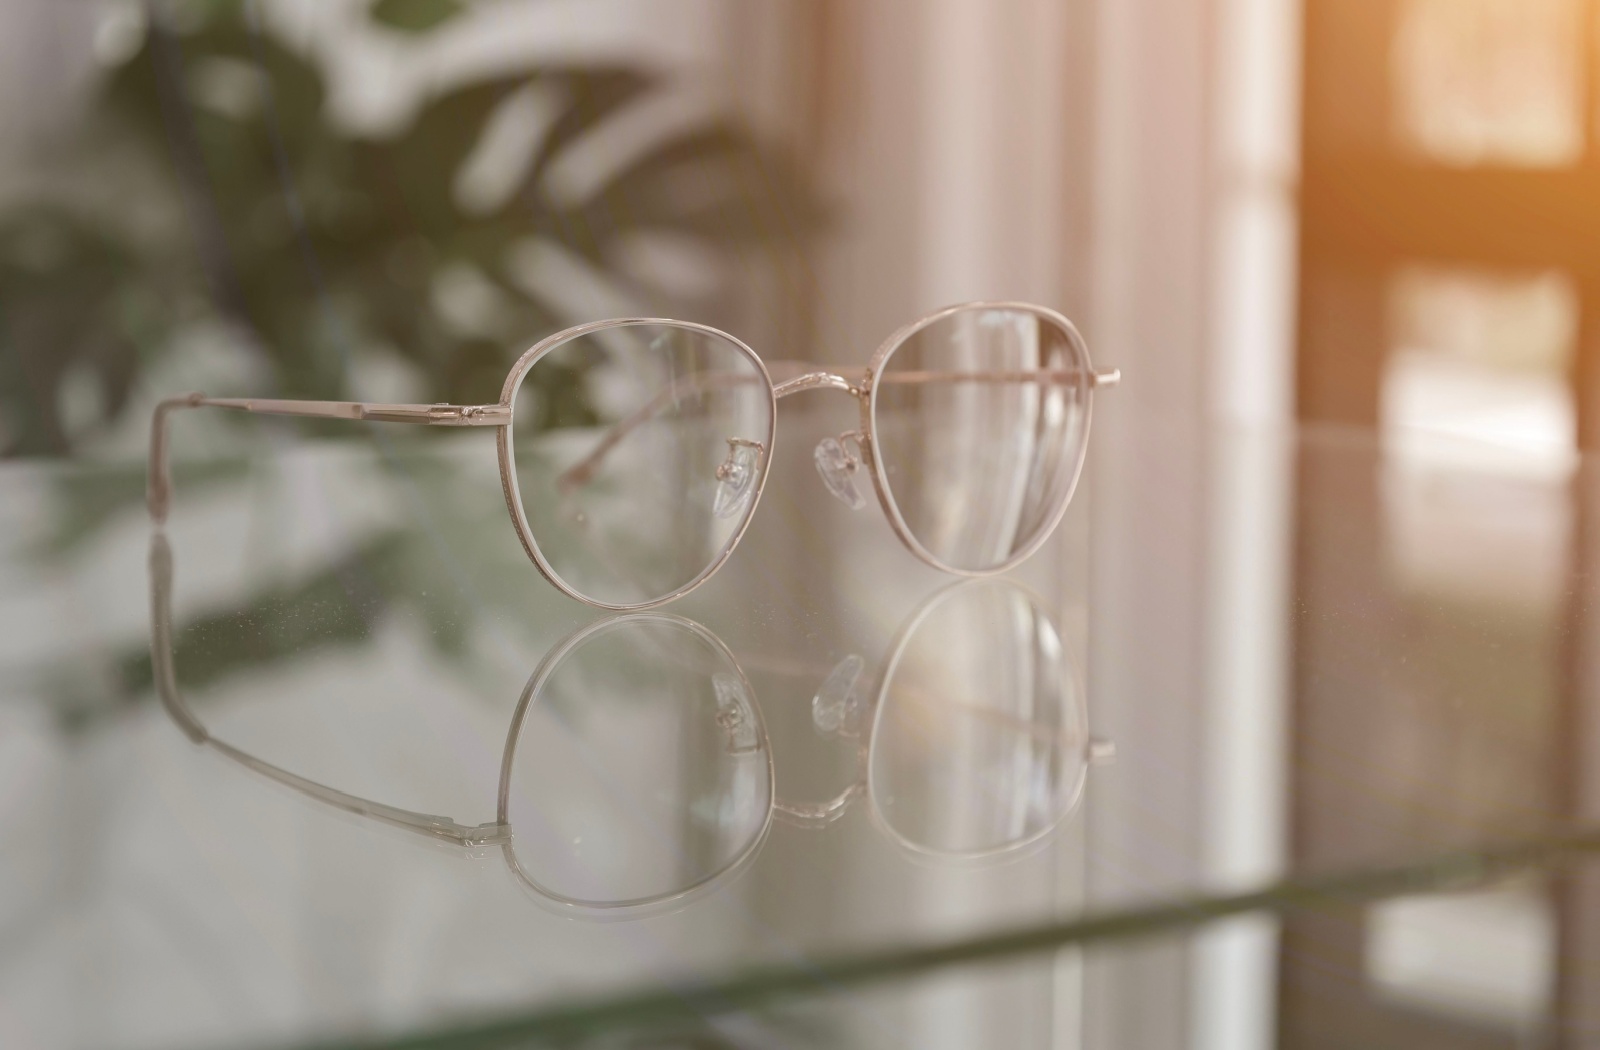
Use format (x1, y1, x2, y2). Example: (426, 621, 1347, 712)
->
(757, 583, 1116, 859)
(149, 301, 1120, 611)
(150, 534, 1111, 916)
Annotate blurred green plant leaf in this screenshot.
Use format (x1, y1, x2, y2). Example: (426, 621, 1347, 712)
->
(0, 210, 173, 455)
(115, 529, 409, 703)
(3, 0, 820, 458)
(371, 0, 467, 33)
(41, 459, 245, 557)
(14, 0, 821, 737)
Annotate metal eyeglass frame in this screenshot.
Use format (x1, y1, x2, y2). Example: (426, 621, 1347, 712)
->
(148, 301, 1120, 611)
(149, 525, 772, 919)
(764, 578, 1114, 862)
(151, 535, 1112, 913)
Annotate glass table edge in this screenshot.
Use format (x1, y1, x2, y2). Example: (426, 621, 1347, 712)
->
(273, 824, 1600, 1050)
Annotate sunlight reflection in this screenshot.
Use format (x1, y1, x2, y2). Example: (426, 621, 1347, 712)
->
(1382, 267, 1577, 480)
(1367, 884, 1554, 1031)
(1393, 0, 1583, 166)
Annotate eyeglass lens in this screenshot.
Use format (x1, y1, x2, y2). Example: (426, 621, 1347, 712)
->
(502, 618, 771, 908)
(509, 323, 774, 607)
(870, 307, 1092, 572)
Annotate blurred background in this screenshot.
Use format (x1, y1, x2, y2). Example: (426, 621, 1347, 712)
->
(8, 0, 1600, 1048)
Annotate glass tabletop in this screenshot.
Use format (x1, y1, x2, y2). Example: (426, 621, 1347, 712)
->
(3, 405, 1595, 1049)
(6, 0, 1598, 1044)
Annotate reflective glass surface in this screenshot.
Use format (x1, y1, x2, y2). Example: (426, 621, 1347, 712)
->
(8, 2, 1600, 1046)
(8, 412, 1600, 1049)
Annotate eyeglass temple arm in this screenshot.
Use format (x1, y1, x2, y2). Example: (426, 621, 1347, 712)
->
(148, 530, 511, 848)
(148, 393, 509, 524)
(552, 363, 1120, 496)
(554, 372, 761, 494)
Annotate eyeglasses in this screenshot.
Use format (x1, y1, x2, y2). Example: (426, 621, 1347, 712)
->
(151, 530, 1108, 913)
(149, 301, 1119, 610)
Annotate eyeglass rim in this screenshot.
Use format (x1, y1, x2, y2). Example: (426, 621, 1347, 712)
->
(863, 578, 1091, 862)
(496, 317, 779, 612)
(495, 611, 775, 918)
(858, 301, 1099, 579)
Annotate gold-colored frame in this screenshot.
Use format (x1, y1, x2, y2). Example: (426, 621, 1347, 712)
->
(150, 540, 1106, 906)
(494, 612, 776, 919)
(495, 318, 779, 612)
(150, 529, 774, 917)
(859, 301, 1114, 579)
(148, 302, 1119, 611)
(863, 578, 1095, 862)
(148, 530, 514, 849)
(771, 578, 1114, 863)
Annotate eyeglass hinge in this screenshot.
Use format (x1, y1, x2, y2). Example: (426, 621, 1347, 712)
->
(361, 404, 513, 426)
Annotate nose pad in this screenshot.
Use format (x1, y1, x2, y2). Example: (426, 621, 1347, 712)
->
(812, 653, 865, 735)
(814, 433, 867, 510)
(712, 438, 763, 519)
(714, 673, 762, 754)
